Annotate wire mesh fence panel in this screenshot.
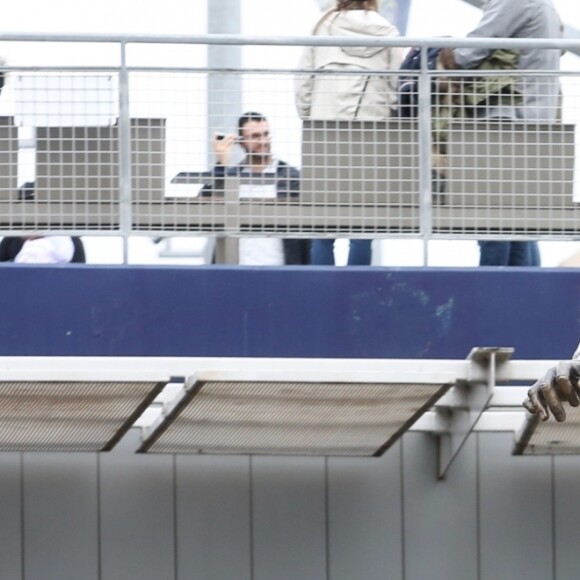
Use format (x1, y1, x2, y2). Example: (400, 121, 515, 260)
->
(0, 116, 19, 229)
(0, 36, 578, 247)
(428, 67, 580, 238)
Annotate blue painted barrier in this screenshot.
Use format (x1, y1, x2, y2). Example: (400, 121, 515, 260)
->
(1, 264, 578, 359)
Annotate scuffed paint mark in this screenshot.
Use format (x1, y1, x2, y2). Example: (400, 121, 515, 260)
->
(386, 282, 430, 308)
(90, 306, 105, 336)
(435, 298, 455, 335)
(243, 310, 250, 356)
(415, 340, 433, 358)
(346, 282, 456, 358)
(413, 289, 430, 306)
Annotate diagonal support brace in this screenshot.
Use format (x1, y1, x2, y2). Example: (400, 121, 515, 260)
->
(435, 346, 513, 479)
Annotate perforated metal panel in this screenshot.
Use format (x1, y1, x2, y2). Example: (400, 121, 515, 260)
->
(515, 406, 580, 455)
(139, 380, 450, 456)
(0, 380, 165, 452)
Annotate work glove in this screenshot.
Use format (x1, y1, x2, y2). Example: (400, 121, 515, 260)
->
(523, 359, 580, 422)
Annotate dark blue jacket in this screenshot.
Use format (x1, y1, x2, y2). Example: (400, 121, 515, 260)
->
(201, 159, 310, 265)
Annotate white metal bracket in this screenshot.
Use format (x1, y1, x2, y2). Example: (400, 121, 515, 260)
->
(434, 346, 514, 479)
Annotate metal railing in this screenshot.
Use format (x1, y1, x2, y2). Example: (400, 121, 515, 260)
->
(0, 33, 578, 256)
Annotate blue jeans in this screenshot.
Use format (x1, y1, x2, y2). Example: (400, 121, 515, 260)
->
(478, 241, 541, 266)
(311, 239, 372, 266)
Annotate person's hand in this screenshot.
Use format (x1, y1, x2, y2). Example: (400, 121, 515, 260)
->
(212, 132, 237, 166)
(523, 360, 580, 422)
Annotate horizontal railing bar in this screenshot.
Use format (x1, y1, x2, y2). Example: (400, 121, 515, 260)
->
(0, 33, 579, 51)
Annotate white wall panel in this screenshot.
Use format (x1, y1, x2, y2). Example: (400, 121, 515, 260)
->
(175, 455, 252, 580)
(99, 431, 175, 580)
(478, 433, 553, 580)
(402, 432, 479, 580)
(22, 453, 99, 580)
(252, 456, 327, 580)
(554, 456, 580, 580)
(327, 445, 404, 580)
(0, 454, 22, 580)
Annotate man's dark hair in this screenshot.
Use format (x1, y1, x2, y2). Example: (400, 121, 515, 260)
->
(237, 111, 267, 138)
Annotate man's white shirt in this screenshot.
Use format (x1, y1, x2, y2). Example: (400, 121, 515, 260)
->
(238, 157, 284, 266)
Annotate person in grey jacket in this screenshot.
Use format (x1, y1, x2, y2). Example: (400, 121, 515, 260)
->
(439, 0, 562, 268)
(295, 0, 403, 266)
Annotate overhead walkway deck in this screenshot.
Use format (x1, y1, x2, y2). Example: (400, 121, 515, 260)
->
(0, 348, 565, 477)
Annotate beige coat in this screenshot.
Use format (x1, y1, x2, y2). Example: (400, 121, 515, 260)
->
(295, 10, 404, 120)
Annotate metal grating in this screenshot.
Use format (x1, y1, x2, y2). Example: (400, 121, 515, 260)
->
(139, 380, 450, 456)
(514, 405, 580, 455)
(0, 380, 166, 452)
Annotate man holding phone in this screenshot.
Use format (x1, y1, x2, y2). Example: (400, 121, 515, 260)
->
(201, 111, 310, 265)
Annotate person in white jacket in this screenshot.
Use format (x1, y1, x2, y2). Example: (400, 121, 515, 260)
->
(295, 0, 404, 266)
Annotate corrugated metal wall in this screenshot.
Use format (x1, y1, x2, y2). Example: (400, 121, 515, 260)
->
(0, 430, 571, 580)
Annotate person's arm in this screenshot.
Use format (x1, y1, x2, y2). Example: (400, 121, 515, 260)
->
(523, 342, 580, 422)
(294, 46, 316, 119)
(451, 0, 529, 69)
(200, 133, 237, 197)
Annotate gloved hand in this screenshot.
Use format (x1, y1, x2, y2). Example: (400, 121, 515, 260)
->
(523, 360, 580, 422)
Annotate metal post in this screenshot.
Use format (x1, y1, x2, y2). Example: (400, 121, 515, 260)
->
(379, 0, 411, 35)
(118, 41, 131, 265)
(207, 0, 242, 263)
(207, 0, 242, 145)
(418, 47, 433, 266)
